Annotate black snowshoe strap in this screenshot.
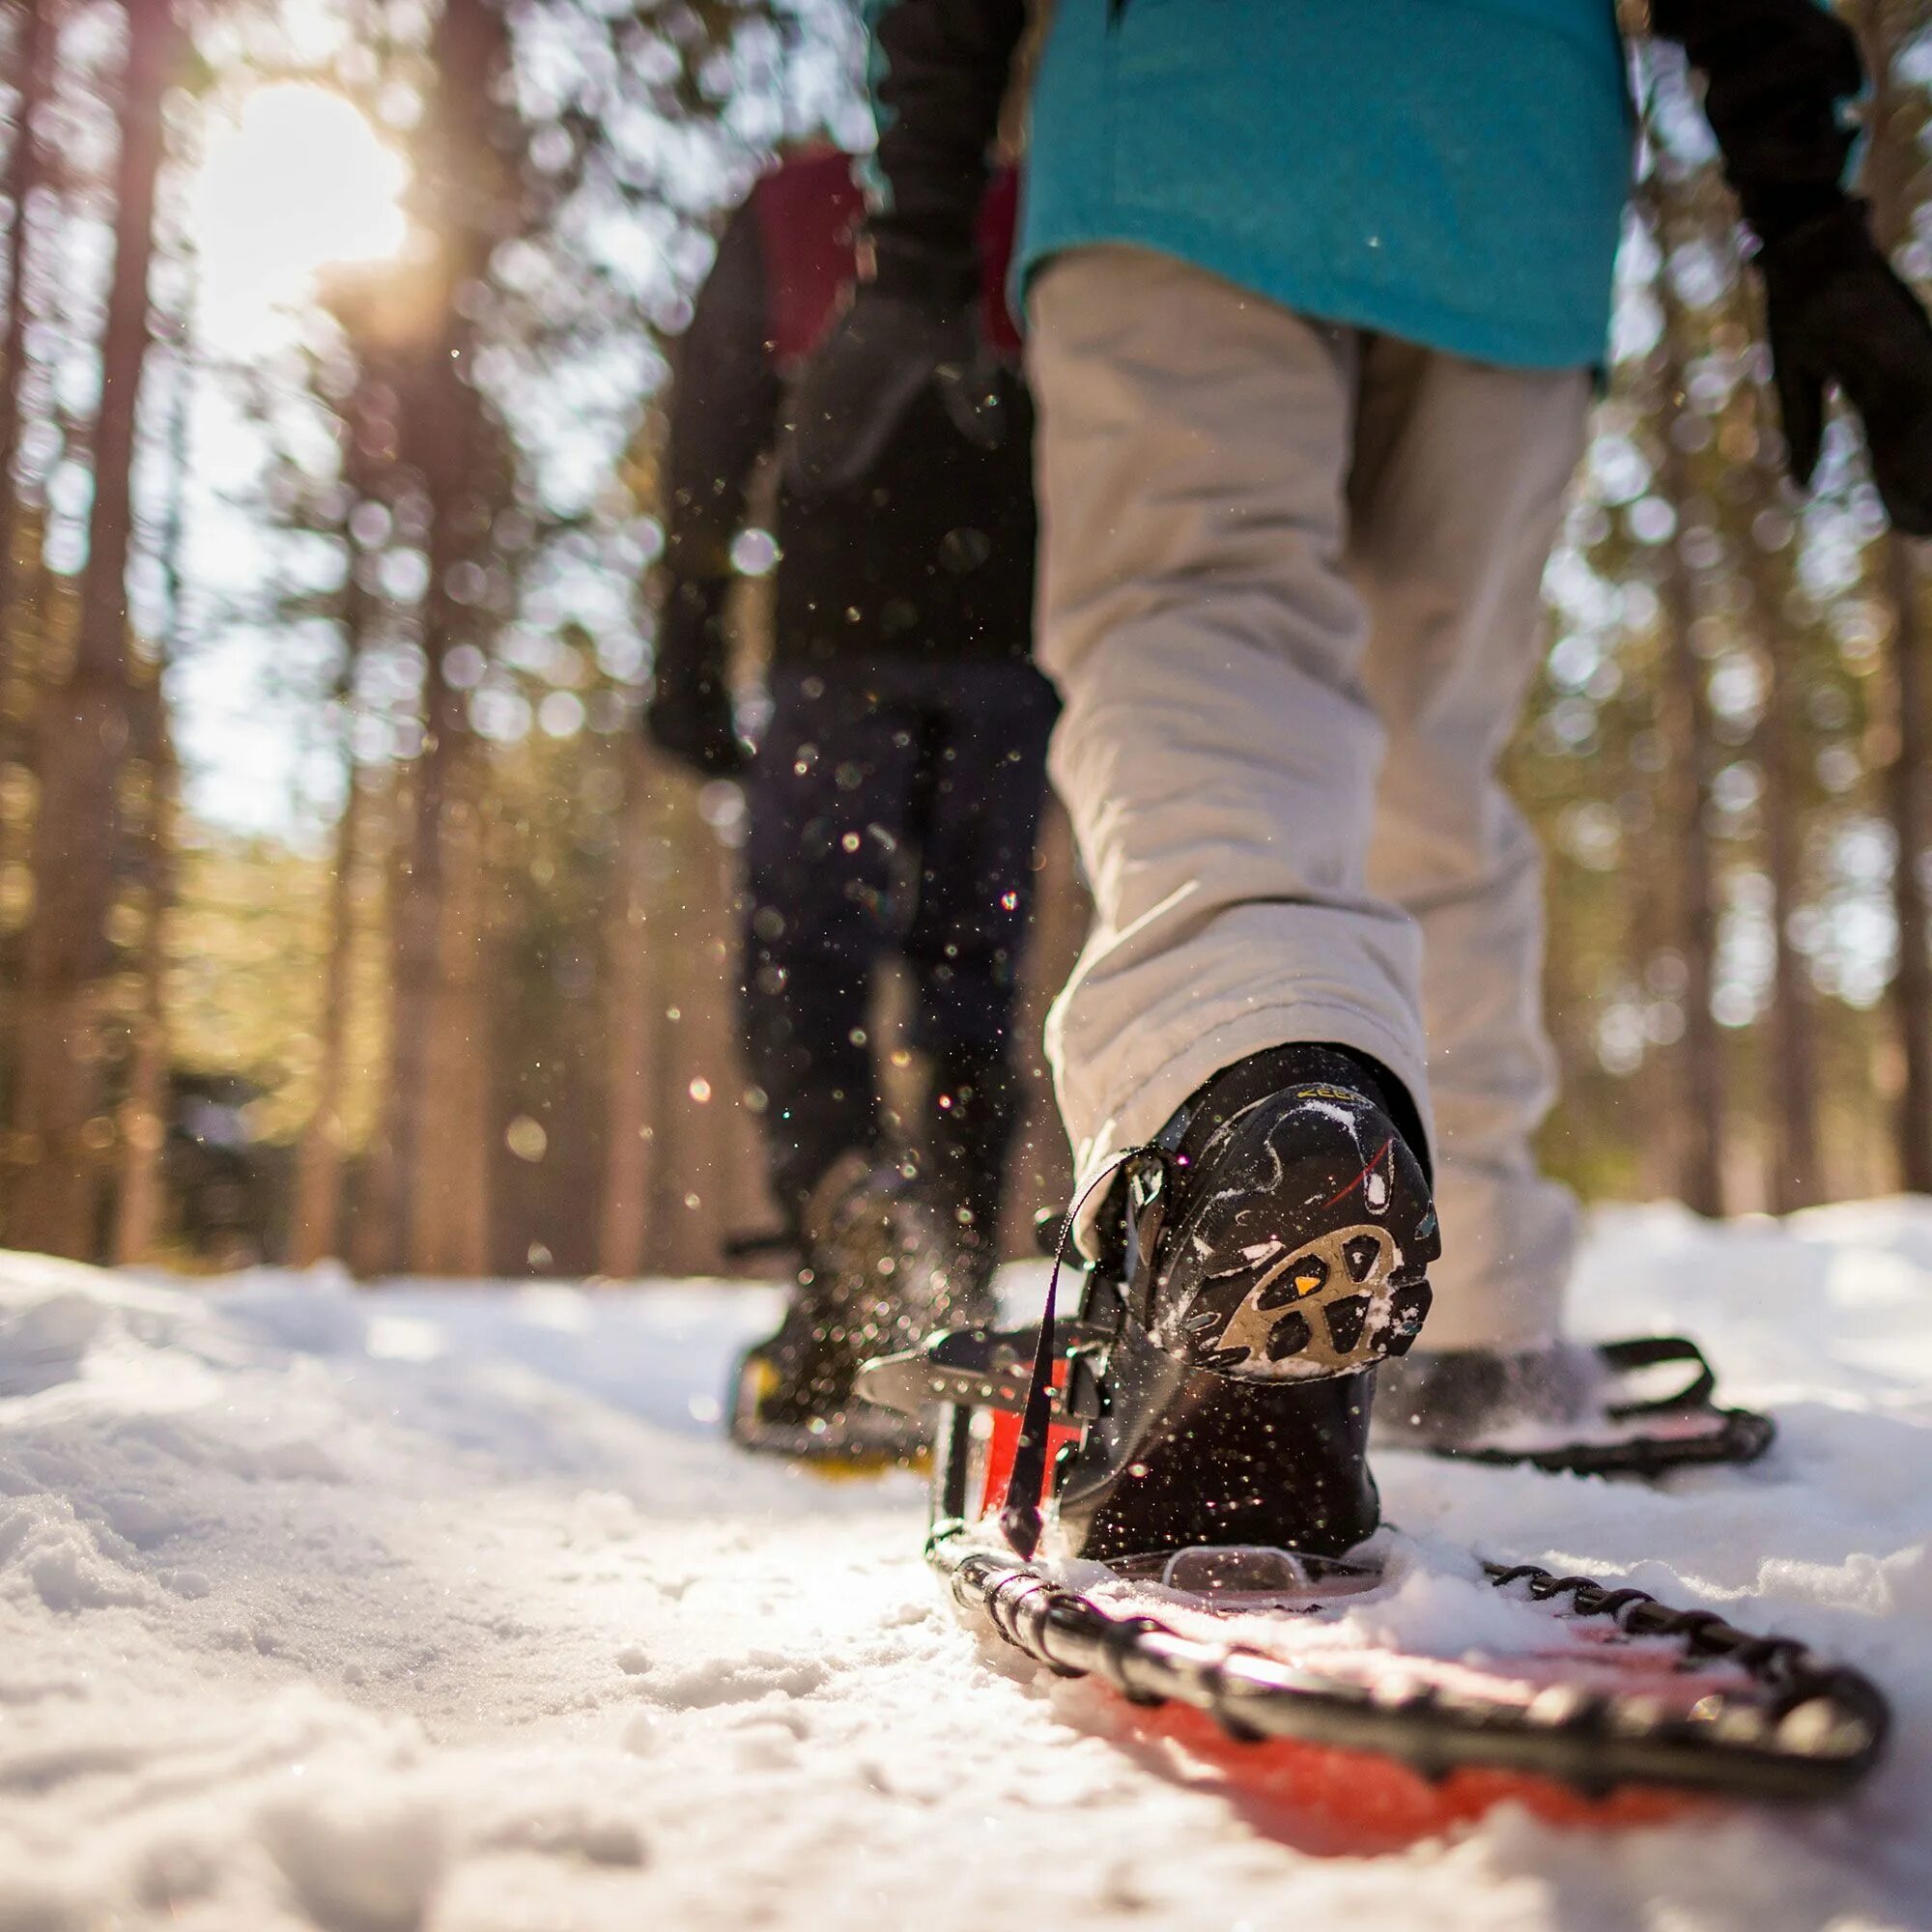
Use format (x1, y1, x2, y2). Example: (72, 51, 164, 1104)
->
(1003, 1144, 1165, 1557)
(1597, 1335, 1719, 1419)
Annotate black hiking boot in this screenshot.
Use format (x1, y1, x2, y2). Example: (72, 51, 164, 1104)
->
(730, 1151, 999, 1463)
(1050, 1045, 1438, 1562)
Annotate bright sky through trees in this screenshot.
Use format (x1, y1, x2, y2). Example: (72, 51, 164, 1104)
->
(187, 83, 407, 356)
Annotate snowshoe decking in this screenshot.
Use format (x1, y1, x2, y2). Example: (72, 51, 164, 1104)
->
(858, 1320, 1889, 1806)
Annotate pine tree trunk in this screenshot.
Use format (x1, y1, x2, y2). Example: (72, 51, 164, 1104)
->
(1861, 2, 1932, 1194)
(0, 0, 44, 656)
(290, 437, 375, 1268)
(352, 773, 408, 1277)
(1648, 183, 1726, 1217)
(1885, 542, 1932, 1191)
(112, 682, 170, 1265)
(411, 756, 491, 1273)
(290, 762, 365, 1265)
(384, 688, 448, 1269)
(598, 740, 666, 1277)
(373, 0, 508, 1273)
(1759, 639, 1824, 1208)
(0, 0, 49, 1202)
(10, 0, 174, 1256)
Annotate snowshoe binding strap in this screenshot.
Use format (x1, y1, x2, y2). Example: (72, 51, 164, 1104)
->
(1001, 1144, 1167, 1559)
(1598, 1335, 1717, 1417)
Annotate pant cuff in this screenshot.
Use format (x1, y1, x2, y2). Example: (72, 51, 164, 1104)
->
(1064, 1001, 1432, 1252)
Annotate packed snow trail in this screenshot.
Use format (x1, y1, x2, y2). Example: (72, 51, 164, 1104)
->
(3, 1206, 1931, 1930)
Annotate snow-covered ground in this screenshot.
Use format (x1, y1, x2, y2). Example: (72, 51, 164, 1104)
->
(4, 1203, 1932, 1930)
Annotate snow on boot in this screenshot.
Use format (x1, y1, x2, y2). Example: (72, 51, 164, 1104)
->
(730, 1151, 998, 1464)
(1041, 1045, 1437, 1563)
(1374, 1335, 1775, 1476)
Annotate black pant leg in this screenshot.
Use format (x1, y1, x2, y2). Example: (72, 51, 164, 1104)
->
(901, 660, 1060, 1236)
(741, 668, 921, 1222)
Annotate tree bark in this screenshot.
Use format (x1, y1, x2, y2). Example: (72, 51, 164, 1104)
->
(1861, 2, 1932, 1193)
(111, 327, 191, 1267)
(383, 650, 451, 1269)
(0, 0, 45, 670)
(290, 401, 380, 1268)
(1646, 181, 1726, 1216)
(111, 678, 170, 1265)
(0, 0, 50, 1210)
(1885, 541, 1932, 1191)
(289, 754, 367, 1266)
(354, 771, 409, 1276)
(1758, 638, 1824, 1208)
(10, 0, 175, 1256)
(374, 0, 509, 1272)
(411, 759, 491, 1273)
(598, 740, 666, 1277)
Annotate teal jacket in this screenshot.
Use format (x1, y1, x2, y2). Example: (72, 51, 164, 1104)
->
(868, 0, 1636, 372)
(1023, 0, 1634, 369)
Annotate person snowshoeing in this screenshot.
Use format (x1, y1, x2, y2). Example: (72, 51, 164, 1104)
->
(794, 0, 1932, 1552)
(648, 146, 1055, 1459)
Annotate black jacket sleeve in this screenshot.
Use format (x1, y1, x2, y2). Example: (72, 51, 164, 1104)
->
(869, 0, 1028, 258)
(662, 197, 782, 586)
(1648, 0, 1864, 242)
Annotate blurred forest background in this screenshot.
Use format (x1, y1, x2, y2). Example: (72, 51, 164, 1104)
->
(0, 0, 1928, 1278)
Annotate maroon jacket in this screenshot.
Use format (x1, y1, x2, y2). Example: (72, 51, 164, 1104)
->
(662, 149, 1035, 667)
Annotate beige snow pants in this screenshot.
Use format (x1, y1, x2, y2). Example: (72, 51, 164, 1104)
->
(1028, 247, 1591, 1351)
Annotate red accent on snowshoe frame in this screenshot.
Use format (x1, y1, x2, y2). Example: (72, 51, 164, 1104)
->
(980, 1366, 1084, 1526)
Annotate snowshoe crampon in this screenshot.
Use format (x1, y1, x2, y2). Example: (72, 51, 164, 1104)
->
(857, 1323, 1889, 1807)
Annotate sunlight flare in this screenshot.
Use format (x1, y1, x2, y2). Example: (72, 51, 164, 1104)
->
(188, 83, 408, 355)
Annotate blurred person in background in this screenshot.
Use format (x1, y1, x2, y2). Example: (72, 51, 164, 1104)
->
(646, 146, 1052, 1461)
(787, 0, 1932, 1558)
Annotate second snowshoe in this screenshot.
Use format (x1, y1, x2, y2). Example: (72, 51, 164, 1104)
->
(1375, 1335, 1776, 1476)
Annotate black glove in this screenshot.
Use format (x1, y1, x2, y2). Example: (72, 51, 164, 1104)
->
(783, 233, 1007, 497)
(644, 577, 748, 779)
(1758, 204, 1932, 536)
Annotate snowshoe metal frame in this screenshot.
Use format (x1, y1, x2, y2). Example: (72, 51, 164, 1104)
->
(860, 1327, 1890, 1804)
(926, 1524, 1889, 1804)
